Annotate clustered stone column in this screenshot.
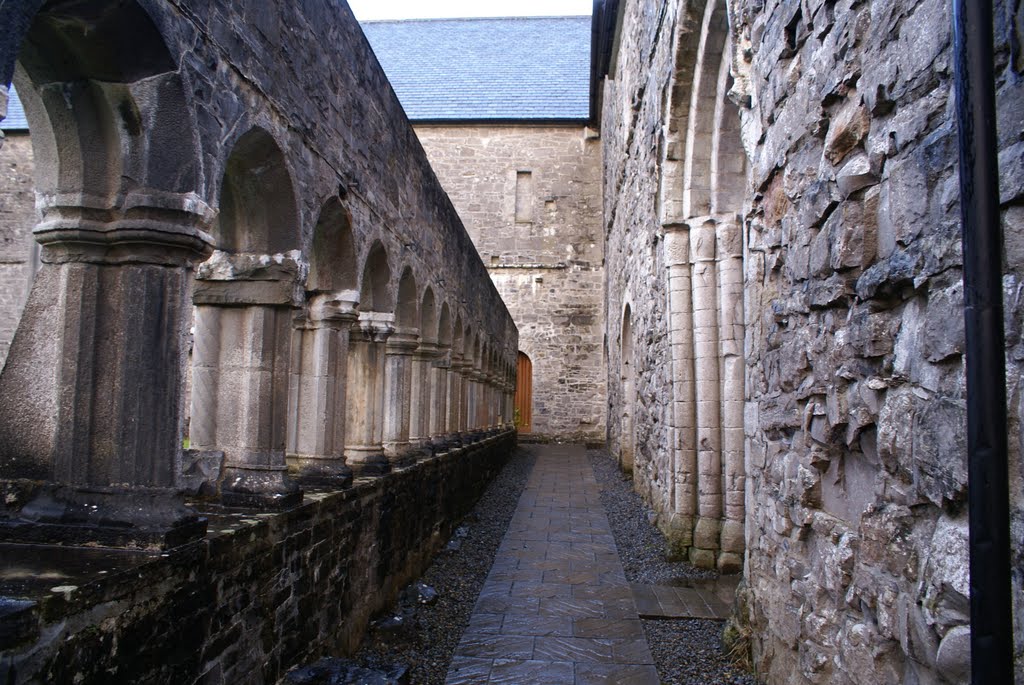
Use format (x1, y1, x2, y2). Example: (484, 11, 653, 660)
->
(0, 194, 214, 548)
(381, 327, 419, 467)
(663, 224, 698, 553)
(344, 312, 393, 476)
(191, 251, 302, 509)
(428, 344, 451, 449)
(716, 218, 745, 572)
(662, 214, 744, 572)
(285, 291, 359, 486)
(409, 339, 438, 454)
(447, 351, 466, 443)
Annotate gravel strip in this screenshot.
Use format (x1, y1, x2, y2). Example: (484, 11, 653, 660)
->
(589, 448, 758, 685)
(352, 447, 536, 684)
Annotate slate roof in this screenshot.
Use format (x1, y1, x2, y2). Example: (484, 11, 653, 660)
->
(2, 85, 28, 130)
(361, 16, 591, 121)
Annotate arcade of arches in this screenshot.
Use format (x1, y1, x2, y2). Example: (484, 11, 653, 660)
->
(1, 0, 1023, 683)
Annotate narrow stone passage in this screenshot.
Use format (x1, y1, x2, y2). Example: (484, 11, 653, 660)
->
(445, 444, 659, 684)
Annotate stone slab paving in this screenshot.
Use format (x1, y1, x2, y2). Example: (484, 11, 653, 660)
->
(446, 444, 659, 684)
(630, 575, 739, 619)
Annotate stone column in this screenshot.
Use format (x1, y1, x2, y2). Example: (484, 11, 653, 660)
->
(285, 291, 359, 486)
(0, 195, 214, 548)
(344, 312, 393, 476)
(382, 328, 419, 467)
(409, 341, 438, 454)
(486, 373, 499, 429)
(690, 218, 722, 568)
(663, 224, 698, 555)
(505, 367, 516, 426)
(191, 251, 303, 509)
(447, 352, 465, 443)
(427, 345, 451, 450)
(717, 217, 745, 573)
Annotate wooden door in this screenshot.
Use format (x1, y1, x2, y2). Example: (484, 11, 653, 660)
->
(514, 351, 532, 433)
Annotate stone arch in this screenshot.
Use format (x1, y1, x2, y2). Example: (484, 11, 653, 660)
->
(395, 266, 418, 329)
(437, 302, 452, 347)
(360, 241, 392, 312)
(657, 0, 748, 572)
(216, 127, 299, 254)
(419, 287, 438, 343)
(12, 0, 202, 203)
(679, 0, 737, 218)
(308, 197, 358, 293)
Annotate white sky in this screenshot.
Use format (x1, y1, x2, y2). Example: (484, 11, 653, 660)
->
(348, 0, 592, 21)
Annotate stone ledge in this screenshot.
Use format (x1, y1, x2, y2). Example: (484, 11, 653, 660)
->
(0, 430, 516, 683)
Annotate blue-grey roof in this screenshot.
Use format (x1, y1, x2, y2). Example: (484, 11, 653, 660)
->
(361, 17, 591, 121)
(2, 85, 28, 130)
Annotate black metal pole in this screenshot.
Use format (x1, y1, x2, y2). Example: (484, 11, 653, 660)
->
(951, 1, 1013, 682)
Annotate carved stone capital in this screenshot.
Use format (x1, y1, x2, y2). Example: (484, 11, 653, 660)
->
(36, 191, 215, 267)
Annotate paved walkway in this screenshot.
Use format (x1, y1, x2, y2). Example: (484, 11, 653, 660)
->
(445, 444, 659, 685)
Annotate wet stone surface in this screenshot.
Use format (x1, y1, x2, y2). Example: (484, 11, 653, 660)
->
(589, 448, 758, 684)
(330, 447, 536, 685)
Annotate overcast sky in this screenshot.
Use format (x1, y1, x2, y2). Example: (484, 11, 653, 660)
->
(348, 0, 592, 21)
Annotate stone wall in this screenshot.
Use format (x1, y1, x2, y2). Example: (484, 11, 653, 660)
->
(0, 0, 519, 675)
(0, 131, 34, 368)
(415, 125, 606, 442)
(601, 0, 1024, 682)
(1, 434, 515, 684)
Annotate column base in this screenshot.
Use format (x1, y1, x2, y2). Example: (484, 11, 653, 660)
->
(382, 442, 417, 469)
(0, 482, 207, 550)
(286, 453, 354, 488)
(717, 551, 743, 574)
(220, 464, 303, 510)
(344, 446, 391, 478)
(661, 514, 695, 561)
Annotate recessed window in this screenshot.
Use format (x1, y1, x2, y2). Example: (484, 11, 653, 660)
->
(515, 171, 534, 223)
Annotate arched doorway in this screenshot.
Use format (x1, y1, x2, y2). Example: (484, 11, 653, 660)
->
(514, 351, 532, 433)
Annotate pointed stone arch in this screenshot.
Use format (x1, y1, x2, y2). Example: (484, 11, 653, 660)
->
(395, 266, 419, 329)
(214, 127, 299, 254)
(308, 196, 358, 293)
(360, 240, 393, 313)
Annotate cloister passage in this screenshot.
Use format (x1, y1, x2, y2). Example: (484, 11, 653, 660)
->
(444, 444, 737, 684)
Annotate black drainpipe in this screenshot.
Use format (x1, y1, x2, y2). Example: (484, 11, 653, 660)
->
(951, 0, 1013, 682)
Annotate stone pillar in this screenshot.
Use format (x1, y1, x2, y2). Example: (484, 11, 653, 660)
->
(0, 195, 214, 548)
(191, 251, 302, 509)
(663, 224, 698, 554)
(506, 367, 516, 426)
(428, 345, 450, 449)
(690, 219, 722, 568)
(344, 312, 393, 476)
(447, 353, 465, 442)
(489, 374, 501, 427)
(409, 341, 438, 453)
(285, 291, 359, 486)
(382, 328, 419, 467)
(717, 217, 745, 573)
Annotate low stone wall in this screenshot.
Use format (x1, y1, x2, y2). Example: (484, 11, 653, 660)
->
(1, 431, 515, 685)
